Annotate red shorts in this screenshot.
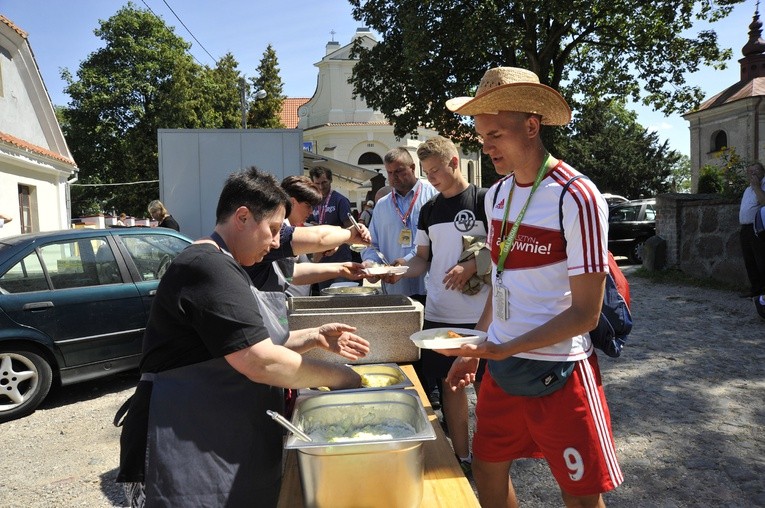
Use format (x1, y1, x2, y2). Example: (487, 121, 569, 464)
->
(473, 353, 623, 496)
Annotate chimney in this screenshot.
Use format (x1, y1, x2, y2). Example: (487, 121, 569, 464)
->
(325, 40, 340, 55)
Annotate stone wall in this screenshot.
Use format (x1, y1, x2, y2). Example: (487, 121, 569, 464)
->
(655, 193, 747, 288)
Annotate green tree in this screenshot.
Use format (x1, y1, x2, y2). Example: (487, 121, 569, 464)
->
(347, 0, 741, 147)
(669, 155, 692, 193)
(247, 44, 285, 128)
(61, 3, 240, 217)
(204, 53, 246, 129)
(558, 99, 679, 198)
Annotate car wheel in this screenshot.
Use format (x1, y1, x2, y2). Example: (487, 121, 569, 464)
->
(0, 349, 53, 423)
(628, 240, 645, 265)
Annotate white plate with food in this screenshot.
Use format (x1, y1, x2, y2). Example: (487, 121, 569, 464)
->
(363, 265, 409, 276)
(409, 327, 488, 349)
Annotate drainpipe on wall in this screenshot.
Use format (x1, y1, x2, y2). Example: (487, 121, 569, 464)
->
(67, 169, 79, 228)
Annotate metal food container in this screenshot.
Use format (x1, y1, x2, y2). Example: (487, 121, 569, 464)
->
(300, 363, 413, 395)
(288, 295, 424, 364)
(285, 390, 436, 508)
(319, 286, 381, 296)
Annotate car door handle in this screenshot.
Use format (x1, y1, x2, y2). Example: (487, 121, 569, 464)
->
(148, 289, 157, 296)
(23, 301, 54, 310)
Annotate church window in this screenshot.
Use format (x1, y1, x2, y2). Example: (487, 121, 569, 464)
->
(711, 130, 727, 153)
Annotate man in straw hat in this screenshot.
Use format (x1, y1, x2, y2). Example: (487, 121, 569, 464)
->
(439, 67, 623, 507)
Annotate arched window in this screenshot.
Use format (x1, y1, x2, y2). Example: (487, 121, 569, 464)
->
(711, 130, 727, 152)
(358, 152, 383, 165)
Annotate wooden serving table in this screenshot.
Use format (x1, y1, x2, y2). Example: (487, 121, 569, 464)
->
(277, 363, 481, 507)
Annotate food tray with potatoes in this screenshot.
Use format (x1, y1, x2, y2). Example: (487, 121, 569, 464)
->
(409, 327, 488, 349)
(300, 363, 414, 394)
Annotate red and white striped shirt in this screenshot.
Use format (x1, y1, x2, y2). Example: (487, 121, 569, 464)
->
(485, 160, 609, 361)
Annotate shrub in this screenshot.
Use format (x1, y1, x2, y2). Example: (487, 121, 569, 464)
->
(697, 147, 748, 197)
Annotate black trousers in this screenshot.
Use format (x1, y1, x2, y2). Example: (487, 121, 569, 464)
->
(740, 224, 765, 294)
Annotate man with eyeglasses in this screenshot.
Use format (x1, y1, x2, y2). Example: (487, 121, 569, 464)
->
(362, 147, 437, 301)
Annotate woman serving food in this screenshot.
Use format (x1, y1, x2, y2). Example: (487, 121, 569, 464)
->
(116, 167, 369, 508)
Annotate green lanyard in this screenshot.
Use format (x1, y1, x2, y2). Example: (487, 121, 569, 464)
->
(495, 153, 551, 279)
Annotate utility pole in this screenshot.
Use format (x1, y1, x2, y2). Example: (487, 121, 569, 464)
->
(239, 77, 248, 129)
(239, 78, 267, 129)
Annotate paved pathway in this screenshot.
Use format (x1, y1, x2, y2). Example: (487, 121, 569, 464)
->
(2, 268, 762, 507)
(454, 267, 765, 507)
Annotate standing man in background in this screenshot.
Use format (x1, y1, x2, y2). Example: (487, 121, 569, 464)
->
(358, 200, 374, 225)
(362, 147, 437, 301)
(308, 166, 355, 291)
(738, 161, 765, 298)
(362, 148, 438, 405)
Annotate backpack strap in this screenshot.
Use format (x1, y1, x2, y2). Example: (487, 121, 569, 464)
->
(476, 186, 489, 231)
(558, 174, 589, 245)
(491, 175, 513, 209)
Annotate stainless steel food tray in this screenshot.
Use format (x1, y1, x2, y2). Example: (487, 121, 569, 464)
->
(285, 389, 435, 450)
(299, 363, 413, 395)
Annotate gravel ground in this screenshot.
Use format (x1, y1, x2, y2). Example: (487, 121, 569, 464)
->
(1, 266, 764, 507)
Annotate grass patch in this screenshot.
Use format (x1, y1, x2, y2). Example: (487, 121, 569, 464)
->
(631, 267, 741, 292)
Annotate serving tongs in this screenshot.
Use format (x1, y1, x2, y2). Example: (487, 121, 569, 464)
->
(266, 410, 312, 442)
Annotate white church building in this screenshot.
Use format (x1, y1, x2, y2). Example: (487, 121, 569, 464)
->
(286, 28, 482, 208)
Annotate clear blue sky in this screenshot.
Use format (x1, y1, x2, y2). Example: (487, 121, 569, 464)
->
(0, 0, 759, 156)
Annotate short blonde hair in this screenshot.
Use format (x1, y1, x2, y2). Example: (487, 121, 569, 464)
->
(416, 136, 458, 162)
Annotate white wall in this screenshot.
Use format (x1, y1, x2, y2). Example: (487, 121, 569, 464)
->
(157, 129, 303, 240)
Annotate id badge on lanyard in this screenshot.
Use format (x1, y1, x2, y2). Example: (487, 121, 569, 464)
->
(494, 278, 509, 320)
(393, 186, 419, 248)
(493, 153, 550, 322)
(398, 228, 412, 247)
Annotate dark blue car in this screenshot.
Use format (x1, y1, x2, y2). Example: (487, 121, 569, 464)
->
(0, 227, 191, 422)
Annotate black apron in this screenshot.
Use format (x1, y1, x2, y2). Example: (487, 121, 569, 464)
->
(144, 287, 290, 508)
(117, 234, 292, 508)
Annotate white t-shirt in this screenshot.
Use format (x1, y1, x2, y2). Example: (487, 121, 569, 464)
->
(739, 177, 765, 224)
(485, 161, 609, 362)
(415, 184, 489, 324)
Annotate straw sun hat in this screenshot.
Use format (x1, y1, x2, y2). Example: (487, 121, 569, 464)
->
(446, 67, 571, 125)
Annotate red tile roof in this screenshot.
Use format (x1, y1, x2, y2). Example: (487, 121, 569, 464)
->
(0, 131, 77, 167)
(695, 77, 765, 112)
(280, 98, 310, 129)
(0, 15, 28, 38)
